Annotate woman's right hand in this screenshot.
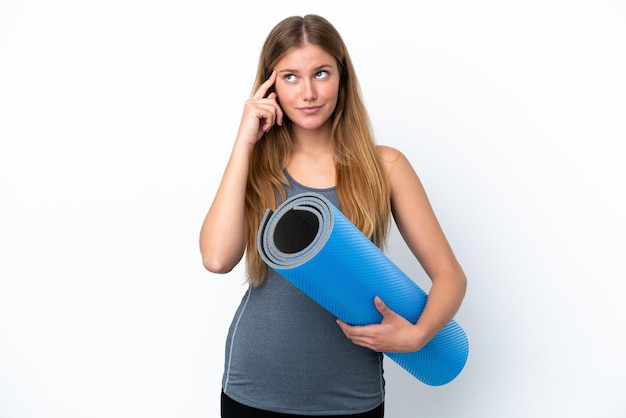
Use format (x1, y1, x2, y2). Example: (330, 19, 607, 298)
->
(236, 70, 284, 146)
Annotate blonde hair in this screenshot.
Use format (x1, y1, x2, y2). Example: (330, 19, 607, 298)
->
(245, 14, 391, 286)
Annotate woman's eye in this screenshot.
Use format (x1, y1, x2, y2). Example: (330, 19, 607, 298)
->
(316, 71, 329, 79)
(285, 74, 296, 82)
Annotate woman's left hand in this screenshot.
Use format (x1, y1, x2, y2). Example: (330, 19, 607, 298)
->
(336, 297, 426, 353)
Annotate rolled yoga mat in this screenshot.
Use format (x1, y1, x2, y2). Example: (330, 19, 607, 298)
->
(257, 192, 469, 386)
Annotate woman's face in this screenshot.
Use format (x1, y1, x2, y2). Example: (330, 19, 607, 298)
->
(273, 43, 340, 132)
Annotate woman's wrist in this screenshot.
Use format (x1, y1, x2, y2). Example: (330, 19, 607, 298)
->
(409, 324, 432, 352)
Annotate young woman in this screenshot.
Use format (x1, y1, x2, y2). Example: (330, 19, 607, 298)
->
(200, 14, 467, 418)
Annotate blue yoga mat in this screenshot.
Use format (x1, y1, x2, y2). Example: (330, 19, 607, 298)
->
(257, 192, 468, 386)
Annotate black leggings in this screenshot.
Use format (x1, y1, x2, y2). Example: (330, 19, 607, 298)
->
(221, 390, 384, 418)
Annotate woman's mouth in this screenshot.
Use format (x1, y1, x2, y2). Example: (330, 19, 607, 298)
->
(299, 106, 321, 115)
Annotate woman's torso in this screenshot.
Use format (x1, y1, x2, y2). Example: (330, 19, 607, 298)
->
(221, 172, 385, 415)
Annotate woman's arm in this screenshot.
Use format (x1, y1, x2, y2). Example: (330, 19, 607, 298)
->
(199, 72, 283, 273)
(337, 146, 466, 352)
(199, 142, 252, 273)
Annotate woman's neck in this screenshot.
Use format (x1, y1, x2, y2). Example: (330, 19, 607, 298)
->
(290, 118, 332, 147)
(287, 125, 336, 188)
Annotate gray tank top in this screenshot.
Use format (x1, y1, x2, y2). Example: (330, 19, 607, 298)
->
(222, 172, 385, 415)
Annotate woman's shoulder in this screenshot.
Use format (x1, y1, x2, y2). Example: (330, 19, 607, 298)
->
(376, 145, 419, 183)
(376, 144, 406, 166)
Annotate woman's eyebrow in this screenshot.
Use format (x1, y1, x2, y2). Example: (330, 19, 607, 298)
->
(277, 64, 335, 73)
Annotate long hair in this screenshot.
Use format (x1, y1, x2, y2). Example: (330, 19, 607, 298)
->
(245, 14, 391, 286)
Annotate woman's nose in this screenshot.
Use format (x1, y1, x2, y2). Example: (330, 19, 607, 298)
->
(301, 80, 317, 101)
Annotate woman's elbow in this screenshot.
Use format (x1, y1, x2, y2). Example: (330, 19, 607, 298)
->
(456, 270, 468, 297)
(201, 252, 241, 274)
(203, 259, 232, 274)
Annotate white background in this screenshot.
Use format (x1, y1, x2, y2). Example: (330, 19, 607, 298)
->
(1, 1, 625, 417)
